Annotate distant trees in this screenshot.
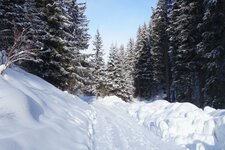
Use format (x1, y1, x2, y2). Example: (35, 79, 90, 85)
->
(1, 0, 225, 108)
(92, 29, 105, 96)
(103, 44, 129, 101)
(106, 0, 225, 107)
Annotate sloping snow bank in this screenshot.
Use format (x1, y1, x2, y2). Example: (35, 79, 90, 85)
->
(0, 68, 94, 150)
(128, 100, 225, 150)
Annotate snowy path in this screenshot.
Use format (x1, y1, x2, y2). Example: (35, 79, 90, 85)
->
(90, 101, 184, 150)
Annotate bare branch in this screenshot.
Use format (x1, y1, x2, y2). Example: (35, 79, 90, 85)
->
(0, 23, 40, 75)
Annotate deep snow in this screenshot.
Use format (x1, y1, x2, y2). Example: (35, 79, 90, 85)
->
(0, 68, 224, 150)
(0, 68, 94, 150)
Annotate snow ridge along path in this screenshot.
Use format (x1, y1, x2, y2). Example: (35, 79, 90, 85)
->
(88, 97, 184, 150)
(0, 68, 184, 150)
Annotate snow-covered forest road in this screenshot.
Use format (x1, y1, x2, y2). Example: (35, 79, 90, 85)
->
(88, 99, 184, 150)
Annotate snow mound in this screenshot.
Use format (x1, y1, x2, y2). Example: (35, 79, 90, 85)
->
(0, 68, 94, 150)
(95, 96, 126, 106)
(128, 100, 225, 150)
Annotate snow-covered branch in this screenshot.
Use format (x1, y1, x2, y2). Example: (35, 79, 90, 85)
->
(0, 24, 39, 75)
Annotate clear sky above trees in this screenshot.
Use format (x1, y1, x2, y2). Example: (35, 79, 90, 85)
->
(78, 0, 157, 60)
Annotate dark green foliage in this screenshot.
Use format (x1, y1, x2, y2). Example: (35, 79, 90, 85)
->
(0, 0, 91, 95)
(0, 0, 28, 50)
(134, 24, 154, 99)
(151, 0, 170, 100)
(197, 0, 225, 108)
(168, 0, 204, 104)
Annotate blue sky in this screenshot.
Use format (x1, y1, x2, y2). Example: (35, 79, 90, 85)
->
(78, 0, 158, 59)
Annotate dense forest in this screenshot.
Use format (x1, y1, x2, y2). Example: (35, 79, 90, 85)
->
(0, 0, 225, 109)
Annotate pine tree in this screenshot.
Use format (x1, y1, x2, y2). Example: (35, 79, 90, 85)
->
(92, 29, 105, 96)
(197, 0, 225, 108)
(22, 0, 91, 94)
(20, 0, 48, 74)
(125, 38, 136, 97)
(105, 44, 131, 101)
(169, 0, 204, 104)
(64, 0, 91, 95)
(134, 24, 153, 99)
(37, 0, 75, 90)
(0, 0, 45, 71)
(0, 0, 28, 50)
(105, 44, 119, 96)
(151, 0, 170, 100)
(118, 44, 132, 100)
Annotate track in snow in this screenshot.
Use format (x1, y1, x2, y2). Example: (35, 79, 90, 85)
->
(89, 101, 184, 150)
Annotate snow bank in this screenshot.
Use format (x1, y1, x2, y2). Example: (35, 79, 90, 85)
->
(1, 67, 225, 150)
(92, 95, 225, 150)
(128, 100, 225, 150)
(0, 68, 94, 150)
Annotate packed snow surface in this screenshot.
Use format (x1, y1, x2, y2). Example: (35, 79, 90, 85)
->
(0, 68, 224, 150)
(0, 68, 183, 150)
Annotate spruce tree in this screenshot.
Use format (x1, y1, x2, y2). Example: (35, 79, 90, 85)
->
(134, 24, 153, 99)
(169, 0, 204, 104)
(151, 0, 170, 100)
(0, 0, 28, 50)
(125, 38, 136, 97)
(105, 44, 118, 96)
(64, 0, 91, 95)
(92, 29, 105, 96)
(197, 0, 225, 108)
(23, 0, 91, 94)
(105, 44, 131, 101)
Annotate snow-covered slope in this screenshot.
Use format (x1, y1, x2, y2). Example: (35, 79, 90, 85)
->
(0, 68, 94, 150)
(0, 68, 224, 150)
(0, 68, 183, 150)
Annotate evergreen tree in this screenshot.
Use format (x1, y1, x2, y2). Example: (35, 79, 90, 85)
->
(105, 44, 131, 101)
(197, 0, 225, 108)
(151, 0, 170, 100)
(134, 24, 153, 99)
(92, 29, 105, 96)
(169, 0, 204, 104)
(21, 0, 91, 94)
(0, 0, 45, 70)
(125, 38, 136, 97)
(20, 0, 48, 73)
(64, 0, 91, 95)
(37, 0, 74, 90)
(118, 44, 132, 100)
(0, 0, 28, 50)
(105, 44, 118, 96)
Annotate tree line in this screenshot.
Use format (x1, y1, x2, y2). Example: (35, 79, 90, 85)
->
(0, 0, 92, 95)
(0, 0, 225, 109)
(91, 0, 225, 109)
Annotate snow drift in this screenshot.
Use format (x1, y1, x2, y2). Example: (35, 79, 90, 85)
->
(128, 100, 225, 150)
(0, 68, 94, 150)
